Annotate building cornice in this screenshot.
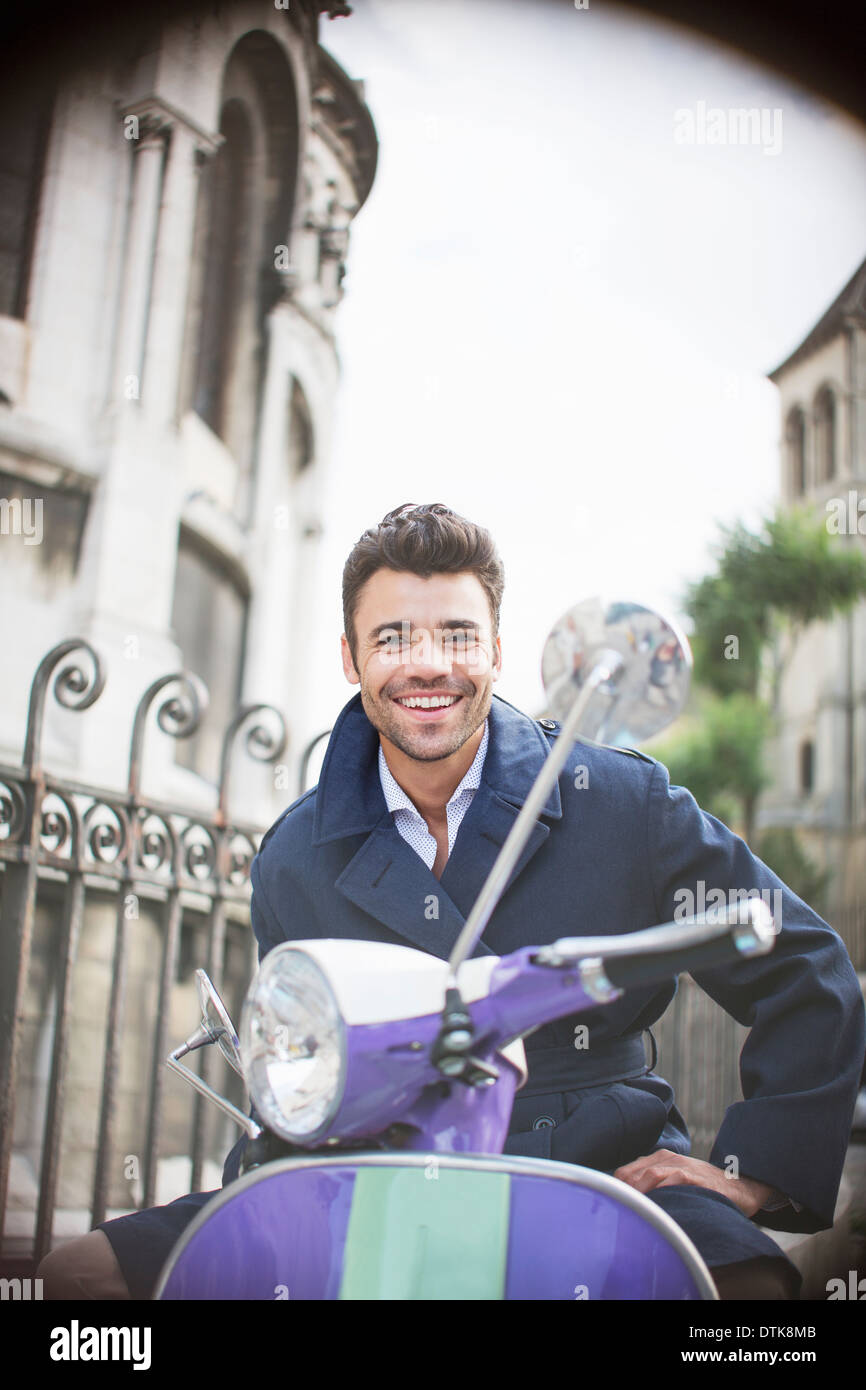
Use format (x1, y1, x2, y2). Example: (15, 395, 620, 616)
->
(768, 256, 866, 382)
(0, 413, 98, 494)
(312, 46, 378, 209)
(116, 95, 224, 157)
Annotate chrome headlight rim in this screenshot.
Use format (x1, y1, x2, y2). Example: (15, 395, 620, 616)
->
(240, 944, 348, 1146)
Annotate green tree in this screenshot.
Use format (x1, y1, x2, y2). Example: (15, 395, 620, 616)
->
(687, 507, 866, 702)
(754, 827, 831, 918)
(652, 691, 769, 840)
(652, 507, 866, 875)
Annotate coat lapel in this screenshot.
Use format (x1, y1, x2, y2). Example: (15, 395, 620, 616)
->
(437, 782, 553, 935)
(312, 692, 564, 961)
(334, 818, 493, 962)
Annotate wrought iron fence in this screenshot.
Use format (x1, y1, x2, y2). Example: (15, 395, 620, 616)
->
(653, 978, 749, 1159)
(833, 902, 866, 976)
(0, 638, 287, 1267)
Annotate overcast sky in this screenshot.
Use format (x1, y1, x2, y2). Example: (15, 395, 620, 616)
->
(309, 0, 866, 731)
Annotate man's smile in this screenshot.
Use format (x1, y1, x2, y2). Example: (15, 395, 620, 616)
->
(391, 691, 465, 720)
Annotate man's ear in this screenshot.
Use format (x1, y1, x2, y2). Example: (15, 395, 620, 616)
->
(492, 633, 502, 682)
(341, 633, 360, 684)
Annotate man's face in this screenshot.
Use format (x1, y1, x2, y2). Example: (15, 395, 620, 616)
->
(341, 569, 502, 762)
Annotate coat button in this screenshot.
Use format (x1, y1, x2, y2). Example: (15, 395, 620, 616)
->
(538, 719, 557, 731)
(532, 1115, 555, 1130)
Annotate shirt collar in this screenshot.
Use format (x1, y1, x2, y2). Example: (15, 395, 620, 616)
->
(378, 719, 489, 817)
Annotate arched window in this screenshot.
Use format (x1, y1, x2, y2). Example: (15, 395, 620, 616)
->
(786, 406, 806, 497)
(0, 81, 52, 319)
(799, 739, 814, 796)
(182, 32, 298, 484)
(191, 101, 253, 440)
(170, 530, 249, 783)
(288, 378, 314, 476)
(813, 387, 836, 484)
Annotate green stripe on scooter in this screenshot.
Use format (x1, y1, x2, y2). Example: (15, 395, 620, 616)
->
(338, 1165, 511, 1300)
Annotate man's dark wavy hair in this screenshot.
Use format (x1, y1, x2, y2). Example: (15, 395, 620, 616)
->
(342, 503, 505, 666)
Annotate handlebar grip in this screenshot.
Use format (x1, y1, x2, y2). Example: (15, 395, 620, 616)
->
(604, 928, 759, 990)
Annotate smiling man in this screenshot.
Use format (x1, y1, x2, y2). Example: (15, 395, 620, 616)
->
(342, 564, 501, 880)
(39, 502, 865, 1301)
(242, 502, 863, 1302)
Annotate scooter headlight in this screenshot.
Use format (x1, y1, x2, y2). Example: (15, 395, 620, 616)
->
(240, 945, 347, 1143)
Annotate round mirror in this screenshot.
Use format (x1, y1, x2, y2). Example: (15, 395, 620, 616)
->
(195, 969, 244, 1075)
(540, 597, 692, 745)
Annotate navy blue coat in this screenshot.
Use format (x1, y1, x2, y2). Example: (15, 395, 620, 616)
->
(242, 689, 865, 1242)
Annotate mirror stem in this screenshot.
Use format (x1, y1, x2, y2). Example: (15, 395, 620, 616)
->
(173, 1024, 216, 1059)
(166, 1048, 262, 1139)
(447, 650, 624, 980)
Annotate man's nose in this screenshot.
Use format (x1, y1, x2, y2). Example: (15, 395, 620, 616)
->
(402, 628, 453, 675)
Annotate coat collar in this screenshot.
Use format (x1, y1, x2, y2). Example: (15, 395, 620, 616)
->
(310, 693, 563, 962)
(312, 691, 562, 846)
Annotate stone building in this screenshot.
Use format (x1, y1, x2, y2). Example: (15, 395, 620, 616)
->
(0, 1, 376, 1245)
(759, 257, 866, 950)
(0, 0, 375, 802)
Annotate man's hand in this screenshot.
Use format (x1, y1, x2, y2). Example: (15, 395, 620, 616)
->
(613, 1149, 776, 1218)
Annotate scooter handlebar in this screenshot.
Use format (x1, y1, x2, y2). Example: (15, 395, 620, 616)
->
(533, 898, 776, 994)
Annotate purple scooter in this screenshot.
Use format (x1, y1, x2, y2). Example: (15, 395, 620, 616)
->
(156, 600, 776, 1301)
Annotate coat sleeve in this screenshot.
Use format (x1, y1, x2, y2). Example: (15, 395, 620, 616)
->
(250, 848, 286, 962)
(646, 759, 865, 1233)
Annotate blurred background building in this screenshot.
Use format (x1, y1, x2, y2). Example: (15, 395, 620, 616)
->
(0, 0, 376, 1252)
(0, 0, 375, 804)
(760, 258, 866, 942)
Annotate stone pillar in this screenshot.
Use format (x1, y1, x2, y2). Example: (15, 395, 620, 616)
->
(243, 299, 296, 714)
(111, 110, 172, 406)
(137, 108, 222, 426)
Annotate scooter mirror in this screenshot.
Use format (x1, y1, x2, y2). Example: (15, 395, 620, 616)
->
(540, 597, 692, 745)
(195, 969, 244, 1076)
(447, 597, 692, 977)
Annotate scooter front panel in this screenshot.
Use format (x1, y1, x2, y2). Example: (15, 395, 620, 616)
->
(505, 1168, 702, 1299)
(157, 1165, 357, 1300)
(155, 1153, 717, 1300)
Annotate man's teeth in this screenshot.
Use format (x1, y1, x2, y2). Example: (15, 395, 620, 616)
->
(396, 695, 460, 709)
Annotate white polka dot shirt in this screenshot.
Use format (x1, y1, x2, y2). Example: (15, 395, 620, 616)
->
(378, 720, 489, 872)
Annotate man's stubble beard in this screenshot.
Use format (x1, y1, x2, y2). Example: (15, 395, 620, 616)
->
(359, 679, 493, 763)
